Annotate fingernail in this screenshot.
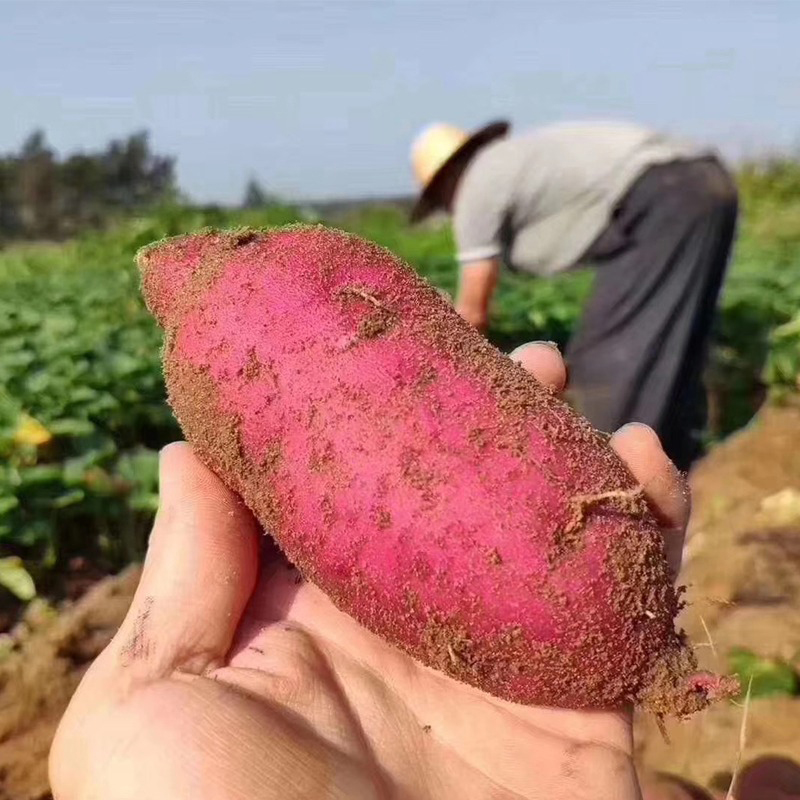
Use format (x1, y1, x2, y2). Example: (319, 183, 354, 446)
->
(159, 441, 186, 456)
(510, 340, 560, 359)
(156, 442, 187, 508)
(614, 422, 658, 439)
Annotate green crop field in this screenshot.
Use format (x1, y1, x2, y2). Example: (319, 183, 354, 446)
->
(1, 167, 799, 600)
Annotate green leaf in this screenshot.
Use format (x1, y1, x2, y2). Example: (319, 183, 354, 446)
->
(772, 313, 800, 339)
(49, 418, 96, 437)
(51, 488, 86, 509)
(15, 520, 54, 547)
(728, 648, 799, 699)
(115, 447, 160, 511)
(0, 557, 36, 601)
(0, 495, 20, 516)
(129, 493, 159, 512)
(18, 464, 63, 486)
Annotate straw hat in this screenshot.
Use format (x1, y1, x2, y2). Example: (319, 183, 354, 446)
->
(409, 119, 509, 222)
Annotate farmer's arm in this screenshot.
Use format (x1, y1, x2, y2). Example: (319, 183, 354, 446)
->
(451, 155, 509, 332)
(455, 258, 500, 331)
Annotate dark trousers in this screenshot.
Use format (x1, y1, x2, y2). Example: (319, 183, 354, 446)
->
(565, 157, 739, 472)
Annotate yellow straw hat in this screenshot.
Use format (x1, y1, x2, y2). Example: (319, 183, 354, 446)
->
(409, 119, 509, 222)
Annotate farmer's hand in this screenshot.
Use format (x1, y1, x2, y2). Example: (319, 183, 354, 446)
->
(446, 296, 487, 331)
(455, 258, 499, 332)
(455, 301, 489, 331)
(50, 342, 688, 800)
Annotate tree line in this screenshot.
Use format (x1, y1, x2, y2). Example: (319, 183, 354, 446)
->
(0, 130, 177, 241)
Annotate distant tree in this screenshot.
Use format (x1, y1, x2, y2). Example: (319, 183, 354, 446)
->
(241, 177, 275, 209)
(0, 159, 19, 235)
(16, 130, 57, 236)
(20, 130, 48, 160)
(102, 131, 176, 209)
(0, 129, 177, 240)
(59, 153, 106, 230)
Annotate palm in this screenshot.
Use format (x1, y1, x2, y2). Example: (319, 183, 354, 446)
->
(226, 547, 637, 798)
(53, 547, 637, 799)
(51, 344, 684, 799)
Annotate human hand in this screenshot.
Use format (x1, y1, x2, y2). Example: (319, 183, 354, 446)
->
(455, 257, 499, 333)
(454, 301, 489, 331)
(50, 342, 688, 800)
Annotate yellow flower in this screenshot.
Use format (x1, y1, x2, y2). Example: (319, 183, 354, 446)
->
(13, 414, 53, 447)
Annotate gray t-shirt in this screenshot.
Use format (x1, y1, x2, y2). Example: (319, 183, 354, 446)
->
(453, 121, 710, 276)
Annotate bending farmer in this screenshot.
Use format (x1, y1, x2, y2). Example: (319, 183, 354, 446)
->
(409, 119, 738, 471)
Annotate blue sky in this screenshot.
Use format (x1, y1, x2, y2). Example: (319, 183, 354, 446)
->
(1, 1, 798, 202)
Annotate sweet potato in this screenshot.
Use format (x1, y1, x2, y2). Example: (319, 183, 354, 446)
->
(138, 225, 734, 715)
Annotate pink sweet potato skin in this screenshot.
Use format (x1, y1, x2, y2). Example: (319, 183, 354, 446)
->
(138, 226, 723, 715)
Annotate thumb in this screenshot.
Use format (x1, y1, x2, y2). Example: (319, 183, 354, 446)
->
(107, 442, 260, 682)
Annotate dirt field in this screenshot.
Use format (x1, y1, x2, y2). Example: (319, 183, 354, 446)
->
(1, 404, 799, 800)
(636, 401, 800, 796)
(0, 566, 140, 799)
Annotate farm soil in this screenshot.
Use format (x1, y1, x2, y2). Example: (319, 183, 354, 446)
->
(1, 403, 799, 800)
(635, 400, 800, 797)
